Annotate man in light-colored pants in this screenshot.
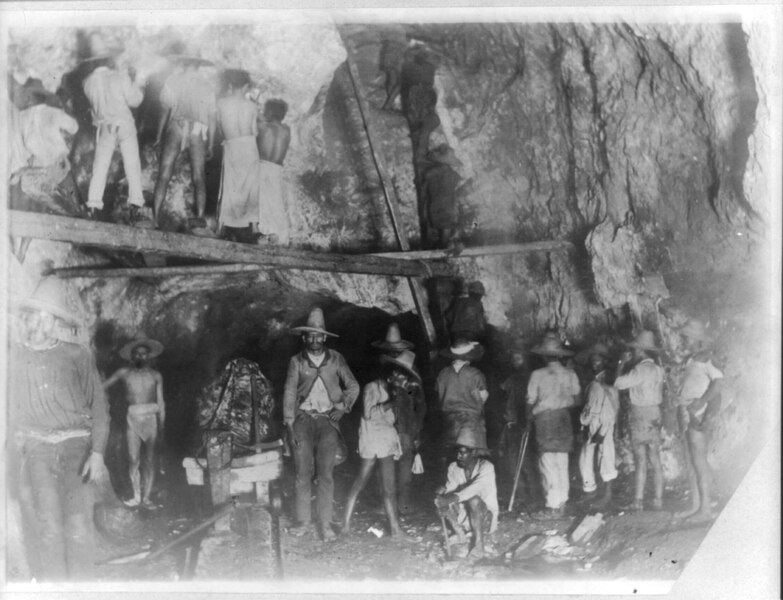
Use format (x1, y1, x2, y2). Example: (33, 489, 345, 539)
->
(87, 121, 144, 211)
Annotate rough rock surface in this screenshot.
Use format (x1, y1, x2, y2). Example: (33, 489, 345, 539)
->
(7, 16, 778, 495)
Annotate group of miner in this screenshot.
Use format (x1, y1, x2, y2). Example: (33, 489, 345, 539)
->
(10, 34, 291, 244)
(8, 272, 725, 579)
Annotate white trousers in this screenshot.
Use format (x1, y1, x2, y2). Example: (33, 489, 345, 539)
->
(579, 430, 618, 493)
(539, 451, 570, 509)
(87, 122, 144, 209)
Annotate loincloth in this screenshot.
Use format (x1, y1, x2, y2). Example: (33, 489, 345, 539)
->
(219, 136, 261, 227)
(127, 403, 159, 442)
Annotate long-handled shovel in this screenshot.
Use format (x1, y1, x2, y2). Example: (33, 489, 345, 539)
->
(507, 426, 531, 512)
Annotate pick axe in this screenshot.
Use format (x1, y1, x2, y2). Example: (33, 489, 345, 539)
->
(507, 425, 531, 512)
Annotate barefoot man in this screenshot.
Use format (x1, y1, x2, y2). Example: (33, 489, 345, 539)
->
(256, 98, 291, 245)
(104, 337, 165, 508)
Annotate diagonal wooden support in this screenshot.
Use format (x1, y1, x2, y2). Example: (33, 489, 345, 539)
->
(343, 39, 439, 350)
(7, 210, 453, 279)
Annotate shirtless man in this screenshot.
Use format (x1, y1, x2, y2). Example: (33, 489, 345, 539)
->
(216, 70, 260, 238)
(256, 99, 291, 245)
(153, 56, 216, 233)
(104, 337, 165, 508)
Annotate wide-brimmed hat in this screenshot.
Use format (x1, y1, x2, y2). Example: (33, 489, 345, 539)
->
(16, 277, 81, 327)
(440, 340, 485, 362)
(290, 307, 338, 337)
(119, 337, 164, 361)
(530, 332, 574, 357)
(680, 319, 711, 342)
(626, 330, 661, 352)
(455, 428, 486, 450)
(428, 144, 463, 168)
(380, 349, 421, 383)
(575, 342, 611, 364)
(372, 323, 413, 352)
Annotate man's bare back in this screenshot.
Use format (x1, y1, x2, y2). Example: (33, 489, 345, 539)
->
(217, 95, 257, 140)
(257, 120, 290, 165)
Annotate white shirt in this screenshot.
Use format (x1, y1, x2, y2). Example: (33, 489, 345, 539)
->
(444, 458, 499, 523)
(299, 352, 331, 413)
(614, 358, 664, 407)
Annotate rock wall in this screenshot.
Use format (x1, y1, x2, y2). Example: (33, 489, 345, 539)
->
(7, 16, 779, 491)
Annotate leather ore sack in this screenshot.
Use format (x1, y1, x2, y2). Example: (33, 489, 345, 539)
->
(194, 358, 276, 452)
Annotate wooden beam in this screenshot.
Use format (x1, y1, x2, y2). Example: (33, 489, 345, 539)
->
(372, 240, 575, 260)
(343, 39, 439, 349)
(8, 210, 453, 278)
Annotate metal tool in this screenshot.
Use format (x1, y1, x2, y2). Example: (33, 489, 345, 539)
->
(507, 426, 531, 512)
(440, 514, 452, 559)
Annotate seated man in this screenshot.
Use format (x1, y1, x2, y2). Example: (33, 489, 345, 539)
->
(434, 429, 498, 559)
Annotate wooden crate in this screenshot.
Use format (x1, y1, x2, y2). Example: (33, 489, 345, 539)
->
(182, 442, 283, 503)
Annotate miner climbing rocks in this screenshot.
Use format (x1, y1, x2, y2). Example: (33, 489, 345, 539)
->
(283, 307, 360, 541)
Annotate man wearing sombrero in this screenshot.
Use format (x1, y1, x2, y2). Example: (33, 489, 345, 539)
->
(675, 319, 724, 523)
(436, 338, 489, 451)
(153, 53, 217, 234)
(434, 428, 499, 559)
(614, 330, 666, 512)
(283, 308, 360, 540)
(577, 343, 619, 508)
(8, 278, 108, 580)
(372, 324, 426, 513)
(103, 336, 165, 509)
(526, 332, 581, 519)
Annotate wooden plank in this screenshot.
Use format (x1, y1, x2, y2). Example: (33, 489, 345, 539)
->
(342, 39, 439, 348)
(8, 210, 453, 278)
(372, 240, 575, 260)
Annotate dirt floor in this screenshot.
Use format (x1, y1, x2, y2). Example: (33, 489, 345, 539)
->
(87, 444, 720, 584)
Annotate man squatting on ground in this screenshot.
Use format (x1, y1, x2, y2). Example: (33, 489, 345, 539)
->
(526, 332, 581, 519)
(676, 319, 725, 523)
(103, 337, 166, 509)
(82, 54, 147, 222)
(371, 324, 426, 514)
(614, 330, 666, 512)
(9, 278, 109, 581)
(153, 56, 216, 232)
(578, 343, 620, 508)
(283, 308, 360, 541)
(342, 351, 420, 541)
(435, 428, 499, 559)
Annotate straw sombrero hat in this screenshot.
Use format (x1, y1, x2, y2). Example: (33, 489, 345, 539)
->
(372, 323, 414, 352)
(626, 330, 661, 352)
(440, 339, 485, 362)
(679, 319, 711, 343)
(16, 277, 81, 327)
(380, 350, 421, 383)
(530, 332, 574, 357)
(120, 337, 164, 361)
(290, 307, 338, 337)
(455, 427, 487, 450)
